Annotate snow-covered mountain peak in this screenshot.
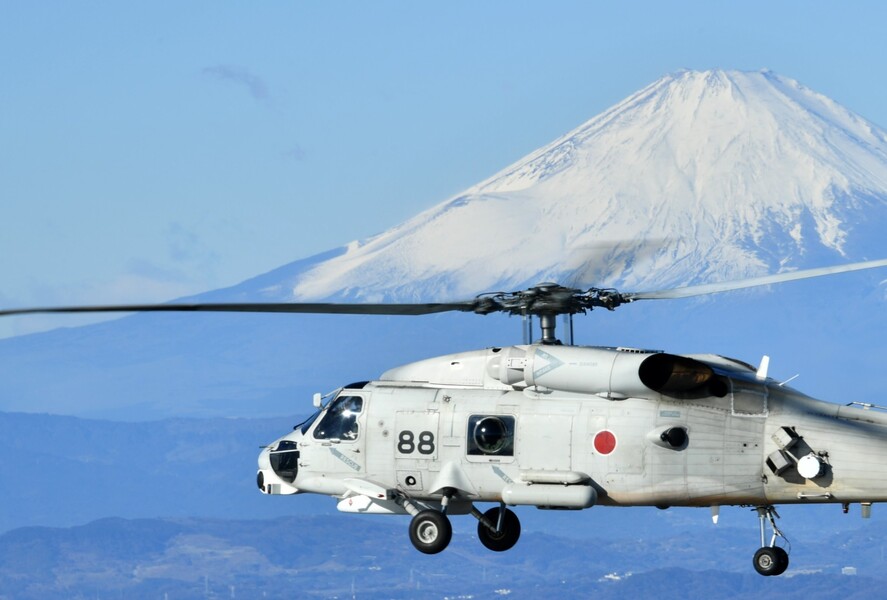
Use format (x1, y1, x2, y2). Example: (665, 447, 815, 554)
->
(287, 69, 887, 302)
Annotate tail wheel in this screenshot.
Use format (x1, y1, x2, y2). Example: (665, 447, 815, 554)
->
(409, 510, 452, 554)
(477, 507, 521, 552)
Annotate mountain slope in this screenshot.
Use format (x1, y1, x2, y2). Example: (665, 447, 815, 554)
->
(1, 69, 886, 420)
(288, 69, 887, 302)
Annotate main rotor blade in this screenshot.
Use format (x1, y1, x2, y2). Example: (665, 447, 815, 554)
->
(6, 258, 886, 320)
(0, 301, 477, 318)
(624, 257, 887, 301)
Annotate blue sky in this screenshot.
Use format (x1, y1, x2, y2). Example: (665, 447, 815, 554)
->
(2, 1, 887, 337)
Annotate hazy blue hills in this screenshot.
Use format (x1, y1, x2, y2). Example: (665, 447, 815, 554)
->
(0, 514, 884, 599)
(0, 410, 333, 532)
(0, 301, 513, 420)
(3, 409, 887, 597)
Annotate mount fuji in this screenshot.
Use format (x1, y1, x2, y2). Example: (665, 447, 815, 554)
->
(2, 69, 886, 419)
(276, 69, 887, 302)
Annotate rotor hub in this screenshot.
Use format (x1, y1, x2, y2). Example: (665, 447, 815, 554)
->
(469, 284, 629, 344)
(472, 284, 628, 317)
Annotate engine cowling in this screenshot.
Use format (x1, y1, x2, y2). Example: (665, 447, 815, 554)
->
(489, 346, 727, 399)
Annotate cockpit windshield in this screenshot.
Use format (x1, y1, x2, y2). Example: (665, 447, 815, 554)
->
(296, 409, 322, 435)
(312, 394, 363, 441)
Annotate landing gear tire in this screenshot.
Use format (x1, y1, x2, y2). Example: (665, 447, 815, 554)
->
(409, 510, 452, 554)
(771, 547, 789, 576)
(753, 546, 789, 576)
(477, 507, 521, 552)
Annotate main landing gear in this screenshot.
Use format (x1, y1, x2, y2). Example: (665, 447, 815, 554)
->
(403, 493, 521, 554)
(752, 506, 790, 576)
(409, 509, 453, 554)
(473, 505, 521, 552)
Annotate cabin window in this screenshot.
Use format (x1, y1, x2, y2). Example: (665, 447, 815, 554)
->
(467, 415, 515, 456)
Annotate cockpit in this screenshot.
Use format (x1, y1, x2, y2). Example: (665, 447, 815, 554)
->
(260, 385, 368, 494)
(312, 394, 364, 441)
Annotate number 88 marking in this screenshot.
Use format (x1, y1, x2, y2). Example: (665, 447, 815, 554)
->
(397, 430, 435, 455)
(417, 431, 435, 455)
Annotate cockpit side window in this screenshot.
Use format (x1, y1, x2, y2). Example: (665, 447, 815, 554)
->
(313, 395, 364, 441)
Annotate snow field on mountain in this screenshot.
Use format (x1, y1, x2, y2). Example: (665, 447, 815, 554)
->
(291, 70, 887, 302)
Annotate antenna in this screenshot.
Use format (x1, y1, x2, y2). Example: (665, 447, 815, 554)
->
(522, 314, 533, 345)
(778, 374, 800, 387)
(756, 356, 770, 380)
(562, 313, 574, 345)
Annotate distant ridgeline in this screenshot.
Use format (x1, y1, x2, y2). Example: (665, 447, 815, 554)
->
(0, 514, 886, 599)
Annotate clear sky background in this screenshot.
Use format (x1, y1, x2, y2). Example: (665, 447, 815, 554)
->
(2, 1, 887, 338)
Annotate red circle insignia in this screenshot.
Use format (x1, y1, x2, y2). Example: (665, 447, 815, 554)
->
(594, 430, 617, 455)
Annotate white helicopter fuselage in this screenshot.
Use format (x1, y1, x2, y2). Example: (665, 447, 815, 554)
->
(258, 344, 887, 514)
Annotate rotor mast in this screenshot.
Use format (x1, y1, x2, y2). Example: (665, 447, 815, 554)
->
(538, 313, 557, 344)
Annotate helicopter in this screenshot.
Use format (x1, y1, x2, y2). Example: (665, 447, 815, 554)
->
(3, 257, 887, 577)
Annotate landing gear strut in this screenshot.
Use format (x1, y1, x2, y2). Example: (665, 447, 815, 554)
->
(472, 503, 521, 552)
(752, 506, 789, 576)
(401, 492, 523, 554)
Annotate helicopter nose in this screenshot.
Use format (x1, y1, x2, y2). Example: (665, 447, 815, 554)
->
(269, 440, 300, 483)
(256, 438, 301, 495)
